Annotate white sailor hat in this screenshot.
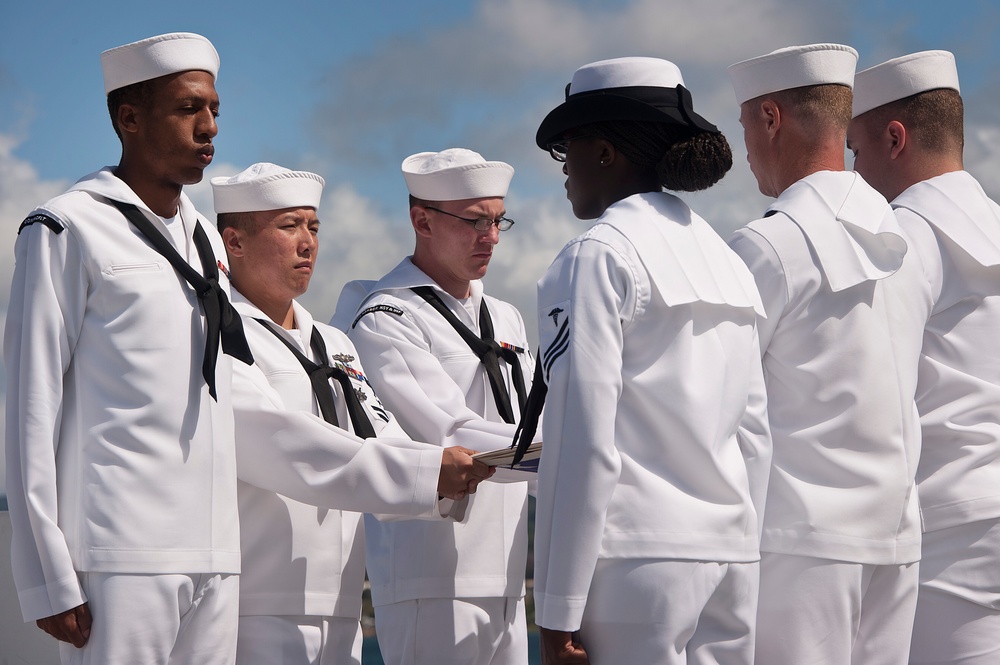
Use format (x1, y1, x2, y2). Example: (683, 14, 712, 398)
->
(211, 162, 325, 214)
(852, 50, 960, 118)
(728, 43, 859, 105)
(102, 32, 220, 95)
(402, 149, 514, 201)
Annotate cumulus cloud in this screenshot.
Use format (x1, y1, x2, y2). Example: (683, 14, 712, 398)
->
(309, 0, 850, 193)
(965, 122, 1000, 201)
(299, 184, 415, 321)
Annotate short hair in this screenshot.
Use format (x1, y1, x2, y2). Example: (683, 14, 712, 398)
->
(771, 83, 854, 134)
(106, 79, 158, 141)
(861, 88, 964, 155)
(217, 211, 260, 235)
(409, 194, 441, 210)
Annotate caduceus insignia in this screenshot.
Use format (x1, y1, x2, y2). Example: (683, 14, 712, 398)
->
(549, 307, 564, 326)
(332, 353, 355, 364)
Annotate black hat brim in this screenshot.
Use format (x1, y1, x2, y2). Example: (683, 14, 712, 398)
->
(535, 85, 720, 149)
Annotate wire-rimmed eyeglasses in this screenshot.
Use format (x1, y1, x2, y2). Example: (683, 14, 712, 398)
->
(425, 206, 515, 232)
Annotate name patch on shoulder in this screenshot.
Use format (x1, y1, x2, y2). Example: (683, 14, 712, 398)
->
(352, 304, 405, 329)
(18, 213, 64, 235)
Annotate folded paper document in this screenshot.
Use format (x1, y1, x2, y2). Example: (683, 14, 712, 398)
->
(473, 442, 542, 471)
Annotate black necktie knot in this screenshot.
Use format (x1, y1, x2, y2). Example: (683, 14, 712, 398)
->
(257, 321, 377, 439)
(411, 286, 527, 425)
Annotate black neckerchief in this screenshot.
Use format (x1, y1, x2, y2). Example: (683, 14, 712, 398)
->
(256, 319, 376, 438)
(110, 199, 253, 400)
(411, 286, 527, 424)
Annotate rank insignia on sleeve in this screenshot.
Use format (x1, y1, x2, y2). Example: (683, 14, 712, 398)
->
(540, 300, 571, 382)
(352, 304, 405, 329)
(371, 403, 390, 422)
(18, 213, 64, 235)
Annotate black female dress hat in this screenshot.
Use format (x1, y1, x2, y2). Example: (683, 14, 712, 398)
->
(535, 56, 720, 149)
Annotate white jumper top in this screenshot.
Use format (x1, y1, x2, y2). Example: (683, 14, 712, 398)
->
(232, 294, 431, 619)
(728, 170, 933, 565)
(891, 170, 1000, 533)
(5, 169, 240, 621)
(533, 192, 771, 632)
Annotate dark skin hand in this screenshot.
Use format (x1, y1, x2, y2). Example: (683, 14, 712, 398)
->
(37, 602, 92, 648)
(540, 628, 590, 664)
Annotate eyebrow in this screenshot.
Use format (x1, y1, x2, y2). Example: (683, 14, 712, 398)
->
(177, 96, 219, 108)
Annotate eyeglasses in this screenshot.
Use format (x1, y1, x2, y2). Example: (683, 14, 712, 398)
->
(547, 141, 571, 162)
(546, 134, 588, 162)
(425, 206, 515, 232)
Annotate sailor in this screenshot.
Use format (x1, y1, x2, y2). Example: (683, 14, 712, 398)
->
(525, 55, 771, 665)
(727, 43, 933, 664)
(214, 162, 490, 664)
(336, 148, 537, 665)
(4, 31, 249, 664)
(849, 50, 1000, 665)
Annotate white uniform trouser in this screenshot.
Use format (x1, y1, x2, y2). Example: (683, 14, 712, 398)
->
(60, 572, 238, 665)
(578, 558, 758, 665)
(756, 552, 918, 665)
(909, 518, 1000, 664)
(374, 596, 527, 665)
(236, 614, 362, 665)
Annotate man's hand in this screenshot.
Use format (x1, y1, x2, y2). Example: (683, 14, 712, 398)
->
(438, 446, 495, 500)
(540, 628, 589, 665)
(37, 602, 92, 648)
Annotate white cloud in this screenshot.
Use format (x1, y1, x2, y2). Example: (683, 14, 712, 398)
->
(964, 122, 1000, 202)
(0, 135, 70, 270)
(298, 183, 415, 322)
(310, 0, 850, 186)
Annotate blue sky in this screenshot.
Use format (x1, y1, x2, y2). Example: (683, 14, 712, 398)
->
(1, 0, 999, 488)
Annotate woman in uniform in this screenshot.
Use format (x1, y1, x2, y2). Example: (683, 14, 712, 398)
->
(523, 56, 772, 665)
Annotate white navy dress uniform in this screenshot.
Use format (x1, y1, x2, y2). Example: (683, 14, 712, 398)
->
(232, 292, 443, 665)
(212, 163, 447, 665)
(4, 33, 247, 665)
(854, 51, 1000, 665)
(728, 44, 934, 665)
(527, 57, 772, 665)
(337, 149, 535, 665)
